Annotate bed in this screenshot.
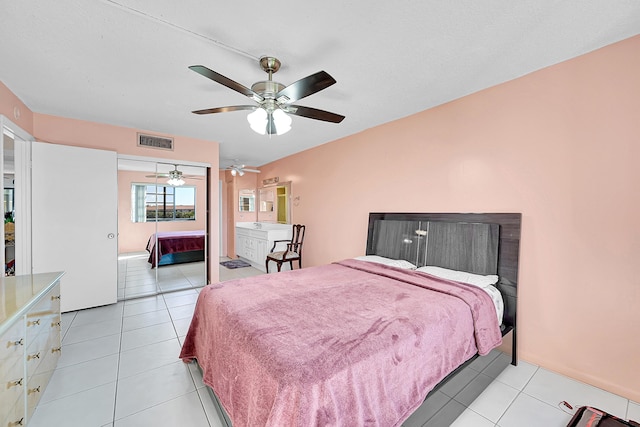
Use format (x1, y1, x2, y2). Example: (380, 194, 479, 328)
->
(180, 213, 521, 426)
(146, 230, 206, 268)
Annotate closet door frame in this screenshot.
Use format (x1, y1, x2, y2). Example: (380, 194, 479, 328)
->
(1, 115, 34, 276)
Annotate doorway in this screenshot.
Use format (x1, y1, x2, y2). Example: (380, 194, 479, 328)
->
(1, 119, 31, 277)
(117, 157, 209, 300)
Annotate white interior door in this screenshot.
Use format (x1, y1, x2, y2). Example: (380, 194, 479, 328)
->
(32, 142, 118, 312)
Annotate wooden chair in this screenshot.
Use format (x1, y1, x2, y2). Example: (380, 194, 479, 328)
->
(266, 224, 305, 273)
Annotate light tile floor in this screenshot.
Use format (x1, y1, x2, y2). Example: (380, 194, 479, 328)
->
(117, 252, 208, 300)
(29, 261, 640, 426)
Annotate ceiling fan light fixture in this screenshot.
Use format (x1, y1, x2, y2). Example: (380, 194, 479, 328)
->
(247, 108, 268, 134)
(272, 109, 292, 135)
(229, 166, 245, 177)
(167, 169, 185, 186)
(248, 106, 291, 136)
(167, 176, 185, 186)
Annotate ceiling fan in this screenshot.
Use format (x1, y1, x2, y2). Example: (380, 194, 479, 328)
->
(224, 164, 260, 177)
(189, 56, 345, 135)
(145, 165, 202, 186)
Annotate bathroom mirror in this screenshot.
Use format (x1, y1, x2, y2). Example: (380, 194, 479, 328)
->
(259, 188, 274, 212)
(239, 189, 255, 212)
(257, 182, 291, 224)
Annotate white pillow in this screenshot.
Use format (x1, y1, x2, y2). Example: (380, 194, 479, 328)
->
(354, 255, 417, 270)
(416, 266, 498, 288)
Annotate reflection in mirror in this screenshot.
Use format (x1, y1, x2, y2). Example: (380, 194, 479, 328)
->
(259, 188, 274, 212)
(117, 158, 208, 300)
(276, 186, 288, 223)
(130, 183, 197, 223)
(239, 189, 255, 212)
(257, 181, 291, 224)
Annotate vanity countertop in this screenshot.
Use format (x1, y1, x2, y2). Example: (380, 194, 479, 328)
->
(0, 271, 65, 335)
(236, 222, 291, 231)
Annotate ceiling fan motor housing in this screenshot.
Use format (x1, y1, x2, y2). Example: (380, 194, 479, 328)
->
(251, 80, 286, 98)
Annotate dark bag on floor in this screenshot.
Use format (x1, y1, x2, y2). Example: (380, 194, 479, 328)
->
(567, 406, 640, 427)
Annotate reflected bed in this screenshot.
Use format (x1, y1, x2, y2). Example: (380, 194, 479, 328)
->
(146, 230, 205, 268)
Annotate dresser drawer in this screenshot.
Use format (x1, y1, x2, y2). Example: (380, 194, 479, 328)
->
(0, 358, 24, 424)
(1, 319, 25, 359)
(26, 345, 59, 420)
(1, 391, 25, 427)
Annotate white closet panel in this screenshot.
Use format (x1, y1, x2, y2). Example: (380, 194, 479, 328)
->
(32, 142, 118, 312)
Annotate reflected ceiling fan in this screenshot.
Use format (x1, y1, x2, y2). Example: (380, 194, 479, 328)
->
(145, 165, 202, 186)
(189, 56, 345, 135)
(223, 164, 260, 177)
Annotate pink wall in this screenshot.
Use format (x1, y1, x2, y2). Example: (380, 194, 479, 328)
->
(258, 36, 640, 401)
(117, 170, 208, 253)
(0, 81, 34, 134)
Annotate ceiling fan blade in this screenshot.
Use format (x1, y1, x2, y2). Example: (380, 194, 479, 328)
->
(286, 105, 345, 123)
(192, 105, 257, 115)
(189, 65, 264, 102)
(226, 164, 261, 173)
(275, 71, 336, 103)
(146, 174, 202, 181)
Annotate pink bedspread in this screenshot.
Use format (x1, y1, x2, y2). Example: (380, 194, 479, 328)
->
(179, 259, 502, 427)
(146, 230, 205, 267)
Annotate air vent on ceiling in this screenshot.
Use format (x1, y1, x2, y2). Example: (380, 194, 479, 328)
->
(137, 133, 173, 151)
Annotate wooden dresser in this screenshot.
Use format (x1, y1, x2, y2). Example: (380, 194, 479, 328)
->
(1, 272, 65, 427)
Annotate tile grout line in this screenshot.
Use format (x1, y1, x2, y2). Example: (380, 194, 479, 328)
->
(111, 298, 125, 426)
(493, 365, 540, 426)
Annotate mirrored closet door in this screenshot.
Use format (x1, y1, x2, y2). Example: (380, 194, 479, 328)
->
(117, 158, 208, 300)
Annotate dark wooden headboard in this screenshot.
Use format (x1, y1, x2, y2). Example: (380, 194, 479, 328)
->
(366, 213, 521, 344)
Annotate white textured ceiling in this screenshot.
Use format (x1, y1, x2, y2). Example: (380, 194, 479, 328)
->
(1, 1, 639, 169)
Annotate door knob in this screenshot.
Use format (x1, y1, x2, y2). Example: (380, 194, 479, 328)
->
(107, 233, 115, 239)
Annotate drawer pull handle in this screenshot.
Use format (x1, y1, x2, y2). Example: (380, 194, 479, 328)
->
(52, 347, 62, 353)
(28, 386, 41, 395)
(7, 378, 23, 388)
(51, 321, 61, 328)
(9, 417, 24, 426)
(51, 295, 61, 300)
(27, 319, 40, 327)
(27, 352, 40, 361)
(7, 338, 24, 348)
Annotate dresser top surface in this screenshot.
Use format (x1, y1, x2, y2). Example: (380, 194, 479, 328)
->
(0, 271, 65, 334)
